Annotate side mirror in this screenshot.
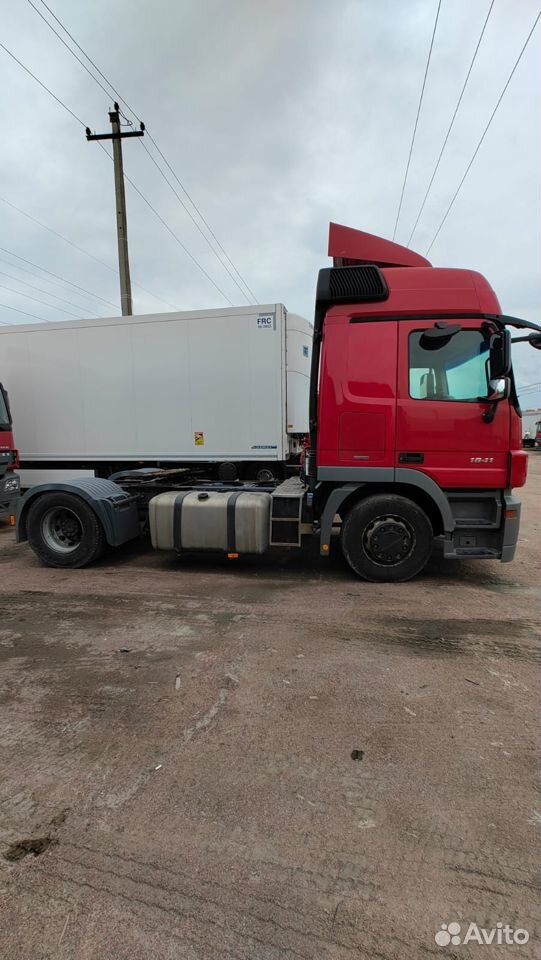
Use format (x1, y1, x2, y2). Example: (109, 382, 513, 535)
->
(482, 376, 510, 423)
(487, 376, 510, 402)
(528, 332, 541, 350)
(488, 330, 511, 378)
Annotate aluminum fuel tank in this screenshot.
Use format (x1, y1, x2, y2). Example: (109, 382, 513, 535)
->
(149, 490, 271, 554)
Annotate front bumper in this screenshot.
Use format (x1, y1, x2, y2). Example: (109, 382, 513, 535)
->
(0, 472, 21, 516)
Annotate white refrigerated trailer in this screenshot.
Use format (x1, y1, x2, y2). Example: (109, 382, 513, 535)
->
(0, 304, 312, 483)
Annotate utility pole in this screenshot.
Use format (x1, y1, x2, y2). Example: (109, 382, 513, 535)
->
(86, 104, 145, 315)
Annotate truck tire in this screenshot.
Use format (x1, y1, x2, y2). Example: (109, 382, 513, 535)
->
(341, 494, 433, 582)
(246, 463, 282, 484)
(26, 492, 106, 568)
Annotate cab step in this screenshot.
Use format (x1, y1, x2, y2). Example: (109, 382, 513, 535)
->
(454, 547, 500, 558)
(454, 518, 501, 529)
(270, 477, 305, 546)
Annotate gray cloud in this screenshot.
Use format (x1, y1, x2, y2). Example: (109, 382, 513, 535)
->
(0, 0, 539, 404)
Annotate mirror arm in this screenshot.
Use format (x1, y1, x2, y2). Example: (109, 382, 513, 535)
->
(483, 377, 510, 422)
(483, 403, 498, 424)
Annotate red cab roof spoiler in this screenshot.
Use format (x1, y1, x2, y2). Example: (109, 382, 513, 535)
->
(328, 222, 432, 269)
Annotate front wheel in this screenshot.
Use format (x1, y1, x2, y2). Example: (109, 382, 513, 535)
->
(341, 494, 433, 582)
(26, 492, 106, 568)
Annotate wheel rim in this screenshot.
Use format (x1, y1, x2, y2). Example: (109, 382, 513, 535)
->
(362, 514, 416, 567)
(255, 467, 276, 483)
(40, 507, 83, 554)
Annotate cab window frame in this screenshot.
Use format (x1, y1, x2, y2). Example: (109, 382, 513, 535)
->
(408, 327, 490, 404)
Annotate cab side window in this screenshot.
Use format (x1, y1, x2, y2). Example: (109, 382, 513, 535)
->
(409, 330, 489, 401)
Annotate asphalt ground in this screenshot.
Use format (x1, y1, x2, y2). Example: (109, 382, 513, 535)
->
(0, 455, 539, 959)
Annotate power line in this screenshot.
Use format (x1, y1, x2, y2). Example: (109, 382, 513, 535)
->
(97, 143, 235, 305)
(518, 379, 541, 388)
(0, 301, 51, 323)
(36, 0, 142, 121)
(1, 195, 180, 312)
(144, 132, 257, 301)
(31, 0, 258, 302)
(7, 28, 232, 310)
(0, 196, 118, 274)
(0, 256, 107, 314)
(138, 139, 252, 303)
(26, 0, 113, 101)
(0, 281, 78, 318)
(425, 9, 541, 256)
(0, 264, 103, 314)
(0, 246, 118, 309)
(392, 0, 442, 241)
(517, 381, 541, 392)
(1, 198, 181, 314)
(1, 38, 178, 312)
(0, 39, 86, 127)
(407, 0, 495, 247)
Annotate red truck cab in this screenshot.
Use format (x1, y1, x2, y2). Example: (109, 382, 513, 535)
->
(306, 224, 535, 578)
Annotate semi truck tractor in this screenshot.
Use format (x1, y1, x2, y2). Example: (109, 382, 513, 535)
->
(0, 381, 20, 515)
(11, 223, 541, 581)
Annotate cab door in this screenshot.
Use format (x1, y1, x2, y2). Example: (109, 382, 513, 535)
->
(395, 319, 510, 489)
(317, 312, 398, 469)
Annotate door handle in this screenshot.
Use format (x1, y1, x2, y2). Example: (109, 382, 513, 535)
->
(399, 452, 424, 464)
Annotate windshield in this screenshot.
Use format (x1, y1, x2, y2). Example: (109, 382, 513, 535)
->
(0, 387, 11, 430)
(409, 329, 490, 401)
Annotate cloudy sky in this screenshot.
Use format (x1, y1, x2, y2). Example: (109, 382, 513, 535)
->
(1, 0, 540, 407)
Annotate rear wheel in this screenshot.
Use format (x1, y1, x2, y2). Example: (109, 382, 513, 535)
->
(341, 494, 433, 582)
(26, 492, 106, 568)
(245, 463, 282, 484)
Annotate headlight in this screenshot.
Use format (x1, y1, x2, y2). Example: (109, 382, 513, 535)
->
(3, 476, 20, 492)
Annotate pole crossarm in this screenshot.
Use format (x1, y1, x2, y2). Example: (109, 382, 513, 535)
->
(86, 130, 144, 141)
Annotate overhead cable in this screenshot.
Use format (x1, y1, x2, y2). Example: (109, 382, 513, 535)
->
(31, 0, 257, 301)
(392, 0, 442, 240)
(0, 39, 86, 127)
(97, 142, 235, 305)
(0, 301, 51, 323)
(407, 0, 495, 246)
(0, 246, 118, 309)
(425, 10, 541, 255)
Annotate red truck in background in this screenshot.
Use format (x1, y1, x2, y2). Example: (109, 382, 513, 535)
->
(0, 382, 20, 516)
(14, 224, 541, 580)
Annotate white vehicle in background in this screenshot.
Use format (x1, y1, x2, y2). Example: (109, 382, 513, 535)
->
(520, 408, 541, 448)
